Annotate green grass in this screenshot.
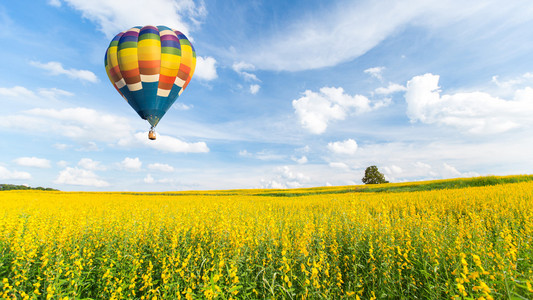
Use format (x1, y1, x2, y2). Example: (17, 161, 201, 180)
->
(252, 175, 533, 197)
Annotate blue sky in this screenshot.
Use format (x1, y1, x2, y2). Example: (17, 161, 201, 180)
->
(1, 0, 533, 191)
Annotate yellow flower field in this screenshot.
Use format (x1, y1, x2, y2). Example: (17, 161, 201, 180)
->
(1, 178, 532, 299)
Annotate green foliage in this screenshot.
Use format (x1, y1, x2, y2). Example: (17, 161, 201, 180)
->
(362, 165, 389, 184)
(0, 184, 58, 191)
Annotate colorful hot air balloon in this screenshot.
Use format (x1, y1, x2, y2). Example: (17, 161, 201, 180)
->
(104, 25, 196, 140)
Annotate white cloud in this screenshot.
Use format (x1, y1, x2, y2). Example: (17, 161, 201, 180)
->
(405, 73, 533, 134)
(323, 140, 512, 184)
(0, 86, 73, 106)
(30, 61, 98, 83)
(375, 83, 407, 95)
(383, 165, 403, 175)
(1, 107, 210, 153)
(293, 87, 376, 134)
(0, 107, 132, 141)
(195, 56, 218, 81)
(57, 0, 206, 38)
(239, 150, 285, 161)
(442, 163, 461, 177)
(261, 166, 310, 189)
(144, 174, 155, 184)
(242, 72, 259, 82)
(328, 139, 358, 155)
(118, 132, 209, 153)
(232, 61, 255, 73)
(0, 166, 31, 180)
(414, 161, 431, 170)
(233, 61, 261, 82)
(490, 73, 533, 98)
(292, 156, 308, 164)
(173, 102, 193, 110)
(38, 88, 74, 99)
(78, 158, 106, 171)
(329, 162, 350, 170)
(239, 150, 252, 157)
(47, 0, 61, 7)
(442, 163, 480, 178)
(491, 73, 533, 89)
(54, 167, 109, 187)
(255, 150, 285, 161)
(364, 67, 385, 80)
(13, 157, 51, 168)
(233, 61, 261, 93)
(250, 84, 260, 95)
(242, 0, 532, 71)
(0, 86, 35, 98)
(262, 180, 285, 189)
(148, 163, 174, 172)
(120, 157, 142, 171)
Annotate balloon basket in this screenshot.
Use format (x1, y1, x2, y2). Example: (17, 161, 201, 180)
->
(148, 130, 156, 140)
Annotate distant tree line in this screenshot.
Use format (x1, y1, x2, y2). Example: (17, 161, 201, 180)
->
(0, 184, 59, 191)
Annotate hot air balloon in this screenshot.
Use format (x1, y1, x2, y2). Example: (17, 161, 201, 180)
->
(104, 25, 196, 140)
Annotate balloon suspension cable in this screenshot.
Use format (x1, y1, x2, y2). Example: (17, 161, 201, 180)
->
(148, 126, 157, 140)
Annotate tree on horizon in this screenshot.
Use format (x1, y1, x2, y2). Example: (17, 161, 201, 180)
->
(362, 166, 389, 184)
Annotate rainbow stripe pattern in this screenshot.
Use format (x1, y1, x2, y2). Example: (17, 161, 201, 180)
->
(104, 25, 196, 127)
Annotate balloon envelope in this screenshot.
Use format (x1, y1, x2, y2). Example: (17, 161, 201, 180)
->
(104, 25, 196, 127)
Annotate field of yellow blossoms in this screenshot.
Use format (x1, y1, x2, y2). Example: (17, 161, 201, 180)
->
(1, 176, 532, 299)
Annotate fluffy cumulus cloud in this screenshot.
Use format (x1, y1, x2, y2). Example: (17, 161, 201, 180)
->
(13, 157, 51, 168)
(327, 139, 358, 155)
(54, 0, 206, 38)
(0, 166, 31, 180)
(293, 87, 385, 134)
(148, 163, 174, 172)
(78, 158, 106, 171)
(30, 61, 98, 83)
(144, 174, 155, 184)
(54, 167, 109, 187)
(118, 132, 209, 153)
(249, 84, 260, 95)
(261, 166, 310, 189)
(405, 73, 533, 134)
(195, 56, 218, 81)
(120, 157, 142, 171)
